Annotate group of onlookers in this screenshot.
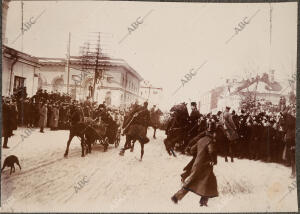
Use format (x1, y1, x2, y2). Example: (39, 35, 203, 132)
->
(2, 89, 126, 148)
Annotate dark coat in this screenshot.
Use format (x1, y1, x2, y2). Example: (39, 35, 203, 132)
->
(189, 109, 200, 125)
(50, 107, 59, 128)
(284, 114, 296, 146)
(10, 104, 18, 130)
(223, 111, 239, 141)
(71, 109, 81, 125)
(39, 105, 48, 127)
(183, 134, 218, 198)
(2, 103, 13, 138)
(150, 108, 162, 128)
(188, 109, 201, 138)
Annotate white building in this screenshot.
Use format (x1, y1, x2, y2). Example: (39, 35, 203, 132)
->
(2, 45, 41, 97)
(198, 72, 292, 113)
(2, 45, 144, 108)
(138, 80, 163, 107)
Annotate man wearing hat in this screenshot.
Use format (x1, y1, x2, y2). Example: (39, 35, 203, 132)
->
(171, 119, 218, 207)
(190, 102, 200, 125)
(223, 106, 239, 162)
(185, 102, 201, 150)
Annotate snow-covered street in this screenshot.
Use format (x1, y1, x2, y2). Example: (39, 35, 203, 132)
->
(1, 127, 298, 212)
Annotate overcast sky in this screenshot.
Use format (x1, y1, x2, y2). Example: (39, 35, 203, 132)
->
(6, 1, 298, 109)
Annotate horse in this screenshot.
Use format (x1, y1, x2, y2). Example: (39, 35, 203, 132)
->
(64, 122, 88, 157)
(84, 122, 109, 153)
(64, 118, 111, 158)
(119, 106, 150, 161)
(149, 108, 163, 139)
(163, 103, 190, 157)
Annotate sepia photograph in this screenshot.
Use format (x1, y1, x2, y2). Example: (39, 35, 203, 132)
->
(1, 0, 298, 212)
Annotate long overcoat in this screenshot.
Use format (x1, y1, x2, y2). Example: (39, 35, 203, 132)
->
(183, 134, 218, 198)
(2, 103, 13, 138)
(50, 107, 59, 128)
(39, 105, 48, 127)
(223, 111, 239, 141)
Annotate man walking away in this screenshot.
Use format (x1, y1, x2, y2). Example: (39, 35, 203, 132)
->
(171, 120, 218, 207)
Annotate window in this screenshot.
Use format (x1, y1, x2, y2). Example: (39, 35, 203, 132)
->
(14, 76, 25, 91)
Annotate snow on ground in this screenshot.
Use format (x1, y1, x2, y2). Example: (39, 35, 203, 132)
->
(1, 127, 298, 212)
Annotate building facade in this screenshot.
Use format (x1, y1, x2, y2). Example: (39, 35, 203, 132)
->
(138, 80, 163, 107)
(2, 45, 143, 108)
(198, 72, 292, 113)
(38, 57, 143, 108)
(2, 45, 41, 97)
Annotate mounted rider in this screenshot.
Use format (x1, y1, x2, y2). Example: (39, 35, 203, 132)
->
(122, 101, 150, 144)
(163, 102, 189, 156)
(184, 102, 201, 151)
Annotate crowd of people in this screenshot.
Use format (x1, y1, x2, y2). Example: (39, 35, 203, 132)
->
(2, 89, 126, 149)
(1, 87, 297, 208)
(164, 101, 296, 178)
(2, 88, 296, 173)
(165, 101, 296, 206)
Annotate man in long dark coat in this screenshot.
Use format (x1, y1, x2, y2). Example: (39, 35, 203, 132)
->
(39, 102, 48, 133)
(171, 120, 218, 206)
(223, 106, 239, 162)
(282, 108, 296, 178)
(184, 102, 201, 151)
(2, 98, 13, 148)
(150, 105, 162, 139)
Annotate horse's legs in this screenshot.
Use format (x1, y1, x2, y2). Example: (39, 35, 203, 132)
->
(64, 133, 74, 157)
(229, 141, 234, 162)
(225, 145, 228, 162)
(153, 127, 157, 139)
(130, 140, 136, 152)
(85, 137, 89, 154)
(170, 148, 177, 157)
(164, 138, 172, 155)
(120, 135, 131, 156)
(80, 135, 85, 157)
(103, 141, 108, 152)
(140, 142, 144, 161)
(88, 138, 92, 153)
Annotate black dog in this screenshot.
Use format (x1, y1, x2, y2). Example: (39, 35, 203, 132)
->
(1, 155, 21, 175)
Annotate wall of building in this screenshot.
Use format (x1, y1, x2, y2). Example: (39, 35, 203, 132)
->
(2, 56, 38, 97)
(199, 92, 211, 114)
(2, 56, 12, 96)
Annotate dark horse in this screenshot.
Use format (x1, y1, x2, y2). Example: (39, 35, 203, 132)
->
(64, 122, 88, 157)
(64, 121, 109, 158)
(163, 103, 189, 157)
(119, 106, 150, 161)
(149, 108, 163, 139)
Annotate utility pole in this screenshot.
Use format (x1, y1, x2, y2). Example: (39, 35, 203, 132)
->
(66, 32, 71, 94)
(92, 32, 101, 101)
(79, 32, 112, 102)
(268, 3, 273, 104)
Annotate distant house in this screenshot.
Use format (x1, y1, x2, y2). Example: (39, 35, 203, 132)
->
(138, 80, 163, 107)
(199, 71, 292, 113)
